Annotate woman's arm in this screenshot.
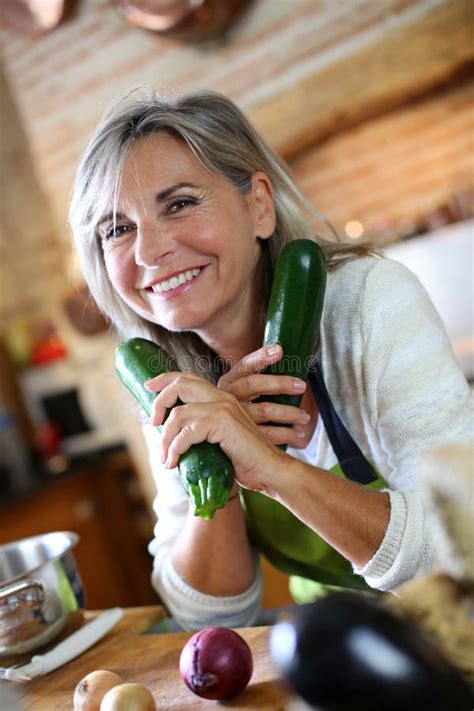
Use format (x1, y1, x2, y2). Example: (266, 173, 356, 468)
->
(144, 424, 262, 630)
(171, 488, 256, 596)
(149, 373, 392, 572)
(319, 257, 473, 590)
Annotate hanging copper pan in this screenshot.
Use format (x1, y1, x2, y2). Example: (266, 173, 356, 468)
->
(115, 0, 253, 41)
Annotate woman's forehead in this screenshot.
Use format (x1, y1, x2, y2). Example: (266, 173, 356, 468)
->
(123, 132, 202, 175)
(121, 134, 221, 197)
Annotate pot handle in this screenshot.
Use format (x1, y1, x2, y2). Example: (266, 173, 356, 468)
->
(0, 579, 45, 613)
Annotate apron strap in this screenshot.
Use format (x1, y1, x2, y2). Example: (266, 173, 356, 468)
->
(308, 362, 377, 484)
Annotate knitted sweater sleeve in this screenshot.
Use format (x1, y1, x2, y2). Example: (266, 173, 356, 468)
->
(144, 425, 262, 630)
(352, 258, 473, 590)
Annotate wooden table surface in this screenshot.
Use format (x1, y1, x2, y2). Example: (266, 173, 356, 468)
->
(9, 606, 292, 710)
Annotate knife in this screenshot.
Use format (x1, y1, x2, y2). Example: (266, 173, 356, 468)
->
(0, 607, 123, 682)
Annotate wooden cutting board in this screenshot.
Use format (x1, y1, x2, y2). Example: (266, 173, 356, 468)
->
(11, 607, 291, 710)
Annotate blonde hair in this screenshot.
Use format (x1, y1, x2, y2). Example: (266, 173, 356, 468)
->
(69, 87, 375, 379)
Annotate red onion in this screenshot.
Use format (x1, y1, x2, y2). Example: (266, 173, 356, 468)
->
(179, 627, 253, 700)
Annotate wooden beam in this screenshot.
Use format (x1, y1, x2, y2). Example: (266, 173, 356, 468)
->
(248, 0, 474, 159)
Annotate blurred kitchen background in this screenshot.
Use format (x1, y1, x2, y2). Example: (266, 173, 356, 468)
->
(0, 0, 472, 611)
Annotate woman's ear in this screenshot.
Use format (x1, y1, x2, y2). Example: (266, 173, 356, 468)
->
(249, 171, 276, 239)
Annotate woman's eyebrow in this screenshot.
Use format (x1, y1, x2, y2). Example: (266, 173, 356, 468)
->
(156, 182, 199, 202)
(97, 211, 127, 228)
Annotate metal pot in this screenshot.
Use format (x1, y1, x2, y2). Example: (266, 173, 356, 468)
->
(0, 531, 84, 656)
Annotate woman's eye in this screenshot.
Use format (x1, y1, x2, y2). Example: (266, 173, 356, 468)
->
(103, 223, 132, 240)
(166, 197, 197, 215)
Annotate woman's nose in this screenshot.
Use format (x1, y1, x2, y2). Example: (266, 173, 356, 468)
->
(134, 221, 173, 266)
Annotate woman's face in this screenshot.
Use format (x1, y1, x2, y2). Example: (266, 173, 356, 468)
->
(98, 132, 275, 347)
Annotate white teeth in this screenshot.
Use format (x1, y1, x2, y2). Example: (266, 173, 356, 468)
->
(151, 267, 201, 294)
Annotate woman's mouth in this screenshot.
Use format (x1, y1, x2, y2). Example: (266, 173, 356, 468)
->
(146, 266, 205, 298)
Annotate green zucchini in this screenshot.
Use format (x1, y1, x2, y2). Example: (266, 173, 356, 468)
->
(261, 239, 327, 440)
(114, 338, 234, 520)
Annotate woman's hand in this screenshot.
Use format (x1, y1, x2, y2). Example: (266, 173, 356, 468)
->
(145, 371, 287, 492)
(217, 344, 311, 448)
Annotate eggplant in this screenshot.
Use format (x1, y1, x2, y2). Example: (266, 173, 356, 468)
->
(269, 592, 473, 711)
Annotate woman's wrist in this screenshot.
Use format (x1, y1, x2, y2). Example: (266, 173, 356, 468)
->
(255, 446, 301, 499)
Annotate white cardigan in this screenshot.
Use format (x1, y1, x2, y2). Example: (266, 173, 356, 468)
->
(145, 256, 473, 630)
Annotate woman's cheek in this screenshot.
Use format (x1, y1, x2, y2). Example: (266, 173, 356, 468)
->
(105, 247, 134, 296)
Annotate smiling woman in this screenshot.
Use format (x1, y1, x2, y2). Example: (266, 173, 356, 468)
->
(69, 87, 472, 632)
(96, 132, 275, 349)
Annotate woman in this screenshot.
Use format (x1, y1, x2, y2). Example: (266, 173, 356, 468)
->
(69, 88, 472, 630)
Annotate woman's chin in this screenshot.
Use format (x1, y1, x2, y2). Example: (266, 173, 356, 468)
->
(126, 294, 211, 334)
(143, 309, 205, 334)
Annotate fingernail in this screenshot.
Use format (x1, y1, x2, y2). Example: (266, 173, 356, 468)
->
(299, 411, 311, 422)
(292, 379, 306, 391)
(266, 344, 280, 356)
(295, 429, 306, 439)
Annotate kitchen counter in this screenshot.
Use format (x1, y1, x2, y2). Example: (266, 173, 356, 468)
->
(12, 606, 291, 709)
